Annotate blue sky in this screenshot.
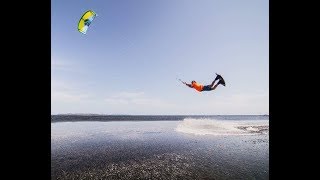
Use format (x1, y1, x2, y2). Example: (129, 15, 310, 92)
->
(51, 0, 269, 115)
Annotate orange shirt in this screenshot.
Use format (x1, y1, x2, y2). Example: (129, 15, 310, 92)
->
(192, 82, 203, 92)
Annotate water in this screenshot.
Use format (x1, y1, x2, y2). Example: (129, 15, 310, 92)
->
(176, 118, 268, 136)
(51, 115, 269, 179)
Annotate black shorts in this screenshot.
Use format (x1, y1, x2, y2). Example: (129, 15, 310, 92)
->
(202, 85, 212, 91)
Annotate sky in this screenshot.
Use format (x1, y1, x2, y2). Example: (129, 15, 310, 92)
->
(51, 0, 269, 115)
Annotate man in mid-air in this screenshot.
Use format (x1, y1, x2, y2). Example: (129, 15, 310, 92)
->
(181, 73, 226, 92)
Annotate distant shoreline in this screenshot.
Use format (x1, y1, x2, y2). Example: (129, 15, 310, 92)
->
(51, 114, 269, 116)
(51, 114, 269, 123)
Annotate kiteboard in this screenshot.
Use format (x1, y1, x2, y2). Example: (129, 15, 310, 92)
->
(216, 73, 226, 86)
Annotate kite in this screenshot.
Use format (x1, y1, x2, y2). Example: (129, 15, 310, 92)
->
(78, 10, 97, 34)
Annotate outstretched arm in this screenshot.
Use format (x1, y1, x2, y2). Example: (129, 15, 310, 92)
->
(185, 83, 192, 88)
(178, 79, 192, 88)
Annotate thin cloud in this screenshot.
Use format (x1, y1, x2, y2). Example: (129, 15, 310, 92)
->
(51, 59, 70, 71)
(222, 93, 269, 105)
(51, 91, 90, 103)
(198, 92, 269, 114)
(51, 79, 91, 103)
(51, 57, 82, 72)
(104, 91, 175, 108)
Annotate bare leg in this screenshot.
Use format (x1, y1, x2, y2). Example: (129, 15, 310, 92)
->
(211, 83, 219, 90)
(209, 74, 222, 88)
(209, 80, 217, 88)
